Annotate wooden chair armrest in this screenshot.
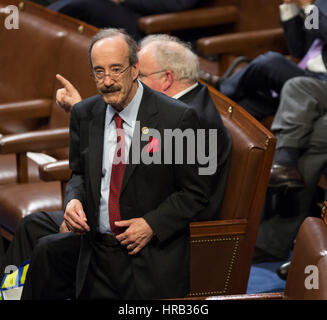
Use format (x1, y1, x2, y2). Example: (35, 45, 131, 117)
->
(190, 219, 248, 238)
(0, 99, 52, 122)
(0, 128, 69, 154)
(39, 159, 71, 206)
(138, 6, 239, 34)
(197, 28, 286, 56)
(39, 160, 71, 182)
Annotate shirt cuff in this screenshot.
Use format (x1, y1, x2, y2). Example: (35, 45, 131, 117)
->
(279, 3, 300, 21)
(307, 54, 327, 73)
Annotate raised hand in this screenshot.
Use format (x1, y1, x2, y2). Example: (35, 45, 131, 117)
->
(56, 74, 82, 112)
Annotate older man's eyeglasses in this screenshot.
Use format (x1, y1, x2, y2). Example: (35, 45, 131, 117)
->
(93, 64, 131, 81)
(138, 70, 166, 78)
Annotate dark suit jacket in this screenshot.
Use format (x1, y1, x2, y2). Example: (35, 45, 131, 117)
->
(179, 83, 232, 221)
(281, 0, 327, 64)
(65, 83, 210, 299)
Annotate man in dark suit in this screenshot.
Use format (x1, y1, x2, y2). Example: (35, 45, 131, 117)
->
(213, 0, 327, 120)
(2, 33, 231, 298)
(21, 28, 211, 299)
(47, 0, 200, 40)
(57, 33, 231, 221)
(137, 34, 231, 220)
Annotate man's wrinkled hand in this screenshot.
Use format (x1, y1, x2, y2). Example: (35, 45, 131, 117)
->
(115, 218, 154, 255)
(59, 220, 70, 233)
(64, 199, 90, 234)
(56, 74, 82, 112)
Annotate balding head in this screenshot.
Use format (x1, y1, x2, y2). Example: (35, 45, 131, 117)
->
(88, 28, 138, 70)
(89, 28, 139, 110)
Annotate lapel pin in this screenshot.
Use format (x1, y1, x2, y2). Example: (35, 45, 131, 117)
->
(142, 126, 149, 135)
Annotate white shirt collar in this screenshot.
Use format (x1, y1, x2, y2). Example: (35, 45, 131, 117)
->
(106, 80, 143, 128)
(172, 82, 198, 100)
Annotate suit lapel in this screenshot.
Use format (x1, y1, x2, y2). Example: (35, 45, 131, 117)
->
(121, 85, 159, 193)
(89, 98, 107, 209)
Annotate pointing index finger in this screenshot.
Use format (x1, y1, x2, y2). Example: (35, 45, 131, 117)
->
(56, 74, 74, 91)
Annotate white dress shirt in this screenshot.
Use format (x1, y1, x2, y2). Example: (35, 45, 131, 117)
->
(98, 81, 144, 234)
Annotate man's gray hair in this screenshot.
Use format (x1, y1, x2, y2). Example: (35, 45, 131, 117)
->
(88, 28, 139, 69)
(139, 34, 199, 83)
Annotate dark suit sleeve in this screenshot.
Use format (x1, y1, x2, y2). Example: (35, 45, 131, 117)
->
(124, 0, 200, 15)
(281, 15, 308, 58)
(64, 104, 86, 210)
(142, 108, 210, 243)
(281, 1, 327, 58)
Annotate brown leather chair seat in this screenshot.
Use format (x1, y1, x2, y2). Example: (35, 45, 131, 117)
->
(0, 182, 62, 234)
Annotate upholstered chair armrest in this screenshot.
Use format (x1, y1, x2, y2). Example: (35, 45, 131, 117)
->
(197, 28, 286, 56)
(190, 218, 248, 236)
(0, 128, 69, 154)
(39, 160, 71, 182)
(0, 99, 52, 122)
(138, 6, 239, 34)
(39, 160, 71, 206)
